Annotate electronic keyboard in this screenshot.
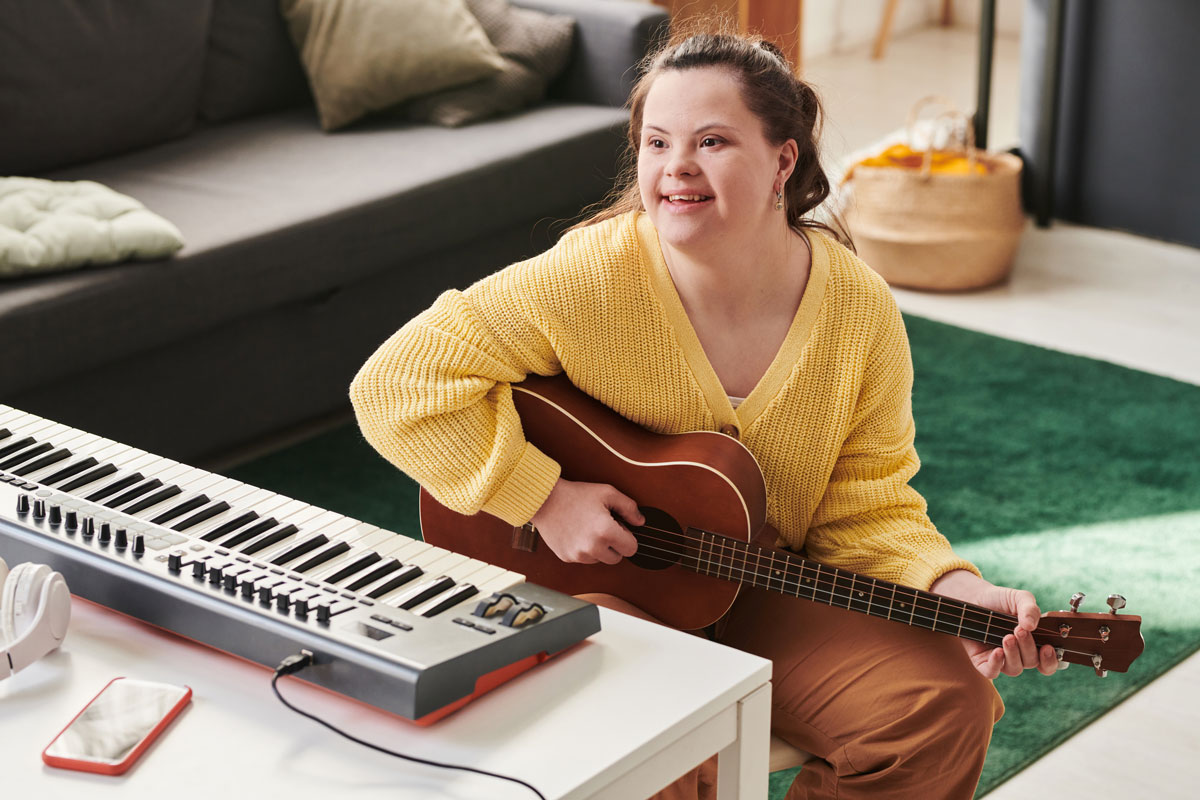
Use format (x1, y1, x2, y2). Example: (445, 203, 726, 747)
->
(0, 404, 600, 724)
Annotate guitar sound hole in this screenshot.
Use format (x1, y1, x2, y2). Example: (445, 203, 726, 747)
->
(628, 506, 684, 571)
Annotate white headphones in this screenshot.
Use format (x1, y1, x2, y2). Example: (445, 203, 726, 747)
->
(0, 557, 71, 680)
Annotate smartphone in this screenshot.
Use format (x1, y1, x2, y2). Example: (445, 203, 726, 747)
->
(42, 677, 192, 775)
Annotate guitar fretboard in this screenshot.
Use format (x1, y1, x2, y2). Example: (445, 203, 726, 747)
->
(638, 525, 1018, 648)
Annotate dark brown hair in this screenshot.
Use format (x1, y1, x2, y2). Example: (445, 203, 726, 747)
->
(570, 22, 851, 249)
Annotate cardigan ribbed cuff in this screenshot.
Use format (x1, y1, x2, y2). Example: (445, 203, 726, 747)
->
(900, 550, 982, 591)
(480, 441, 562, 527)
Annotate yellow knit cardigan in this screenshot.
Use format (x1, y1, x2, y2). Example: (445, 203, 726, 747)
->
(350, 211, 979, 590)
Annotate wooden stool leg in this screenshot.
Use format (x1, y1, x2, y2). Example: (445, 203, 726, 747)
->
(872, 0, 899, 59)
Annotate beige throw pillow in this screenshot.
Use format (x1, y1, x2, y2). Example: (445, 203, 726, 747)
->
(405, 0, 576, 127)
(280, 0, 506, 131)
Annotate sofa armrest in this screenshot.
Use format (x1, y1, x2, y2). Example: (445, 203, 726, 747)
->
(513, 0, 670, 107)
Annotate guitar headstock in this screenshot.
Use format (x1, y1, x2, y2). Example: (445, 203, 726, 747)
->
(1037, 593, 1144, 676)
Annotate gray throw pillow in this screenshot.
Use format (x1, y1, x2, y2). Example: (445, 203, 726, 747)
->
(404, 0, 576, 128)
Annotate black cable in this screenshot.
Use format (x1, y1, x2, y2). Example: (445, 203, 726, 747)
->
(272, 652, 547, 800)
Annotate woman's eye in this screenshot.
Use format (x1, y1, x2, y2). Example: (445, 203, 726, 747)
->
(701, 137, 722, 147)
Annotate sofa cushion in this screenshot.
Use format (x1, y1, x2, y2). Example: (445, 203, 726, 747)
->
(0, 0, 213, 175)
(405, 0, 576, 128)
(280, 0, 507, 131)
(0, 103, 627, 397)
(200, 0, 313, 123)
(0, 178, 184, 278)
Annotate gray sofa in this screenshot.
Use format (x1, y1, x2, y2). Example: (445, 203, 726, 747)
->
(0, 0, 667, 463)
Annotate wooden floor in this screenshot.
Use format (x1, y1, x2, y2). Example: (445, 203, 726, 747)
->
(805, 25, 1200, 799)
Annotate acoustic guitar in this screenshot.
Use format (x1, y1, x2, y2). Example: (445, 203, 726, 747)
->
(420, 374, 1144, 676)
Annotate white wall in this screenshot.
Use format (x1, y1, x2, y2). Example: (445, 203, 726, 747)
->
(803, 0, 938, 60)
(802, 0, 1023, 61)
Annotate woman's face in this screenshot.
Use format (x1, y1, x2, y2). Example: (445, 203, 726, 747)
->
(637, 66, 795, 253)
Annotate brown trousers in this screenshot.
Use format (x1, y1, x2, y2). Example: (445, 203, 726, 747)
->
(579, 586, 1004, 800)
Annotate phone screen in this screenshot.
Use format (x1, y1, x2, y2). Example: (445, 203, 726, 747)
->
(44, 678, 191, 767)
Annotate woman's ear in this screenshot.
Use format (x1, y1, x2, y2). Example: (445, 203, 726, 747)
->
(777, 138, 800, 186)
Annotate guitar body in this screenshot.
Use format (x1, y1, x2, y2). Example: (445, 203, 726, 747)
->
(420, 374, 768, 630)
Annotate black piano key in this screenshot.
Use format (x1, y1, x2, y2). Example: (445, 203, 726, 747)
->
(59, 463, 118, 493)
(38, 456, 99, 487)
(171, 500, 231, 532)
(392, 575, 456, 609)
(239, 524, 300, 555)
(12, 448, 71, 477)
(292, 542, 352, 574)
(0, 428, 10, 441)
(0, 436, 36, 459)
(123, 485, 183, 515)
(86, 472, 144, 502)
(365, 565, 426, 599)
(323, 552, 382, 585)
(150, 494, 210, 525)
(416, 583, 478, 617)
(199, 510, 259, 541)
(0, 441, 53, 470)
(268, 534, 330, 566)
(344, 559, 404, 592)
(217, 517, 278, 548)
(102, 478, 163, 509)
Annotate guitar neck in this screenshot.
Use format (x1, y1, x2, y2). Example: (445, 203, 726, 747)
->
(675, 528, 1018, 648)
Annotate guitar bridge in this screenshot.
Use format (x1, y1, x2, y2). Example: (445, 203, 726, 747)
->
(512, 523, 539, 552)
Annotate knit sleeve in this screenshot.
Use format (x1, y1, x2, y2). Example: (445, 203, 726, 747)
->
(802, 294, 981, 590)
(348, 256, 566, 528)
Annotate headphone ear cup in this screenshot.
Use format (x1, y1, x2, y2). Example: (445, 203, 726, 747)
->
(2, 563, 53, 645)
(0, 557, 8, 648)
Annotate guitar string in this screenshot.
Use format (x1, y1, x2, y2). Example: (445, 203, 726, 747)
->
(623, 536, 1015, 646)
(618, 535, 1105, 655)
(619, 531, 1094, 648)
(624, 520, 1043, 639)
(623, 523, 1012, 633)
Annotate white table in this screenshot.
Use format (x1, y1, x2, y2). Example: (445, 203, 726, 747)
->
(2, 597, 772, 799)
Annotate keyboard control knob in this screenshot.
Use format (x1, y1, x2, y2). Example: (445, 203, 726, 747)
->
(276, 593, 291, 612)
(192, 560, 206, 579)
(82, 517, 95, 538)
(64, 510, 79, 530)
(33, 499, 46, 519)
(114, 528, 129, 549)
(48, 504, 63, 526)
(208, 564, 225, 585)
(132, 534, 146, 556)
(316, 602, 332, 625)
(240, 578, 257, 599)
(258, 585, 273, 604)
(16, 494, 31, 515)
(98, 523, 112, 544)
(167, 551, 184, 572)
(294, 597, 310, 617)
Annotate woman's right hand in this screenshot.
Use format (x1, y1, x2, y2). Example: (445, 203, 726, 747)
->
(529, 478, 644, 565)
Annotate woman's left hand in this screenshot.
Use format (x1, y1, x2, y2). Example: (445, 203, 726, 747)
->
(930, 569, 1061, 679)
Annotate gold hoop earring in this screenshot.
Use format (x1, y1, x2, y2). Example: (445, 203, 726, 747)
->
(775, 190, 784, 211)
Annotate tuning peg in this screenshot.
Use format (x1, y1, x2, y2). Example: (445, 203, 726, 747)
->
(1106, 594, 1126, 615)
(1068, 592, 1086, 613)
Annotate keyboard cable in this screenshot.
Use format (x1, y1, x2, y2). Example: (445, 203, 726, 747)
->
(272, 651, 547, 800)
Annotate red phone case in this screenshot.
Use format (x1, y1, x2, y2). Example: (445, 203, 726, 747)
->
(42, 677, 192, 776)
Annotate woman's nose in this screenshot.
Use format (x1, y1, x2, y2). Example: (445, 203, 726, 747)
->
(666, 147, 698, 176)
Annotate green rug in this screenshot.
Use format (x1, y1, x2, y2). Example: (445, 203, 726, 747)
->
(227, 315, 1200, 797)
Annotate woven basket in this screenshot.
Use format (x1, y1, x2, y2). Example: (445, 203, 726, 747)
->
(843, 98, 1026, 291)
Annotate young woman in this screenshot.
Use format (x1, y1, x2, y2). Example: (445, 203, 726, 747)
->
(351, 31, 1059, 800)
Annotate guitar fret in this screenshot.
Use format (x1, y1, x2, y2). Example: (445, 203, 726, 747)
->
(685, 528, 1025, 649)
